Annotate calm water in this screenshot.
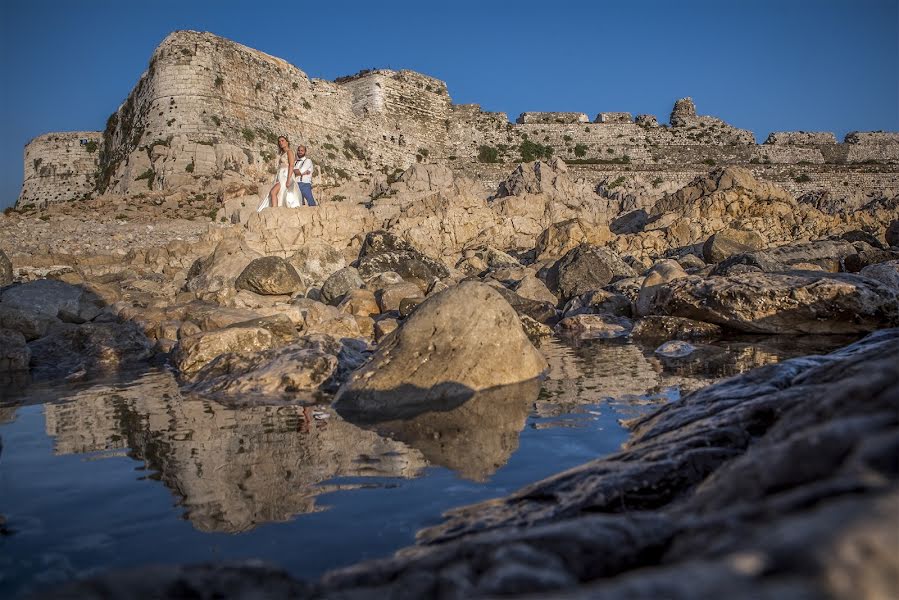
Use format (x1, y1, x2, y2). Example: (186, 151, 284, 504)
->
(0, 335, 853, 598)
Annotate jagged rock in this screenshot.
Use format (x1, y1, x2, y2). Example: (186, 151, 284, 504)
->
(842, 245, 899, 273)
(712, 239, 858, 275)
(702, 228, 765, 263)
(184, 237, 262, 296)
(28, 321, 153, 380)
(333, 282, 547, 422)
(0, 249, 12, 286)
(0, 328, 30, 371)
(647, 271, 899, 334)
(631, 316, 723, 341)
(670, 97, 697, 126)
(235, 256, 306, 295)
(337, 288, 380, 317)
(0, 304, 59, 340)
(860, 260, 899, 291)
(186, 335, 370, 399)
(513, 275, 558, 305)
(556, 314, 633, 339)
(287, 240, 346, 286)
(839, 230, 886, 250)
(321, 266, 364, 305)
(519, 315, 553, 341)
(357, 250, 450, 285)
(635, 260, 689, 317)
(377, 282, 424, 312)
(677, 253, 707, 271)
(1, 278, 103, 324)
(172, 326, 277, 375)
(887, 220, 899, 247)
(610, 209, 649, 234)
(535, 219, 613, 261)
(542, 244, 636, 302)
(654, 340, 697, 358)
(561, 289, 632, 318)
(358, 230, 415, 259)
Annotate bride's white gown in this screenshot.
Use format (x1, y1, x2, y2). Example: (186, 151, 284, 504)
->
(257, 166, 301, 212)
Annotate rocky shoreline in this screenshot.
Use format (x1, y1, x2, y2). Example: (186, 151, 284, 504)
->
(2, 161, 898, 599)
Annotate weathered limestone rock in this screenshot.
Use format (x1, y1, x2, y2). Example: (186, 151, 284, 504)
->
(0, 249, 12, 286)
(184, 237, 262, 296)
(860, 260, 899, 291)
(712, 239, 861, 275)
(555, 314, 633, 339)
(1, 279, 103, 324)
(337, 288, 380, 317)
(647, 272, 899, 334)
(186, 335, 369, 399)
(333, 282, 547, 421)
(669, 97, 697, 126)
(287, 240, 346, 286)
(320, 266, 364, 305)
(490, 285, 559, 324)
(543, 244, 636, 302)
(376, 282, 423, 313)
(235, 256, 306, 296)
(364, 271, 405, 293)
(561, 289, 632, 318)
(654, 340, 697, 358)
(635, 259, 689, 317)
(358, 230, 416, 259)
(357, 250, 450, 285)
(0, 328, 30, 371)
(702, 228, 765, 263)
(535, 219, 613, 261)
(172, 326, 276, 375)
(631, 316, 723, 341)
(512, 274, 558, 305)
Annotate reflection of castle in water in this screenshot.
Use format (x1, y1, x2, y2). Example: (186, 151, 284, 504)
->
(43, 371, 427, 533)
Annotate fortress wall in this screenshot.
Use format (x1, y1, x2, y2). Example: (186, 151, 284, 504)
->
(19, 132, 102, 207)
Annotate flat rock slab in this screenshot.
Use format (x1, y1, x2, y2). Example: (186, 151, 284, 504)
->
(647, 271, 899, 334)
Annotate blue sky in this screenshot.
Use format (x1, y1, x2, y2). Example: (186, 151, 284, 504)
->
(1, 0, 897, 208)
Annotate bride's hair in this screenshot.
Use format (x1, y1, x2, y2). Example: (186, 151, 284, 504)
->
(277, 135, 289, 154)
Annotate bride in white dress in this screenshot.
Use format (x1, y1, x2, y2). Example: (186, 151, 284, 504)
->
(257, 135, 301, 211)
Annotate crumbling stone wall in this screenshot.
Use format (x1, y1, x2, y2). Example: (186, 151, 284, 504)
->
(19, 132, 102, 207)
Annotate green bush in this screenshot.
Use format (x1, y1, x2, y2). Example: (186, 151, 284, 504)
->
(214, 75, 224, 87)
(794, 173, 812, 183)
(702, 158, 716, 166)
(574, 144, 587, 158)
(85, 141, 98, 153)
(478, 145, 500, 163)
(185, 160, 195, 173)
(242, 128, 256, 143)
(563, 135, 573, 142)
(134, 168, 155, 189)
(519, 139, 553, 162)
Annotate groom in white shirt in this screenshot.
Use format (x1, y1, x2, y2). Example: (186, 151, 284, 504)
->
(293, 145, 317, 206)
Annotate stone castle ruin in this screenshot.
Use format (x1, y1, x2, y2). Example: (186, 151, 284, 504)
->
(18, 30, 899, 209)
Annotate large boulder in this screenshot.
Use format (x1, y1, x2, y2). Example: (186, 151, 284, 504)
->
(647, 271, 899, 334)
(320, 267, 364, 305)
(357, 251, 450, 286)
(334, 282, 548, 421)
(235, 256, 306, 296)
(542, 244, 636, 302)
(713, 239, 857, 275)
(634, 260, 689, 317)
(172, 326, 277, 375)
(859, 260, 899, 291)
(184, 238, 262, 296)
(1, 279, 103, 324)
(0, 249, 12, 286)
(702, 228, 765, 263)
(287, 240, 346, 286)
(513, 275, 558, 306)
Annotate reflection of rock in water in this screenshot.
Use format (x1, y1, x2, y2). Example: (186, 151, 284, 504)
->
(42, 370, 426, 533)
(537, 335, 856, 419)
(355, 379, 541, 482)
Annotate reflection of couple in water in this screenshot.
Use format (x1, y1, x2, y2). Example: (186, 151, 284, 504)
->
(257, 135, 317, 211)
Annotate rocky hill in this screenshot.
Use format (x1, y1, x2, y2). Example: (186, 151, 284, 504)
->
(16, 30, 899, 213)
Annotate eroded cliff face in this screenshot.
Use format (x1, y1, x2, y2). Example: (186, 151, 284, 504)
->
(17, 30, 899, 210)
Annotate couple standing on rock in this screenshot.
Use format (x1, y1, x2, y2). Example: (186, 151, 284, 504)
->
(257, 135, 317, 211)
